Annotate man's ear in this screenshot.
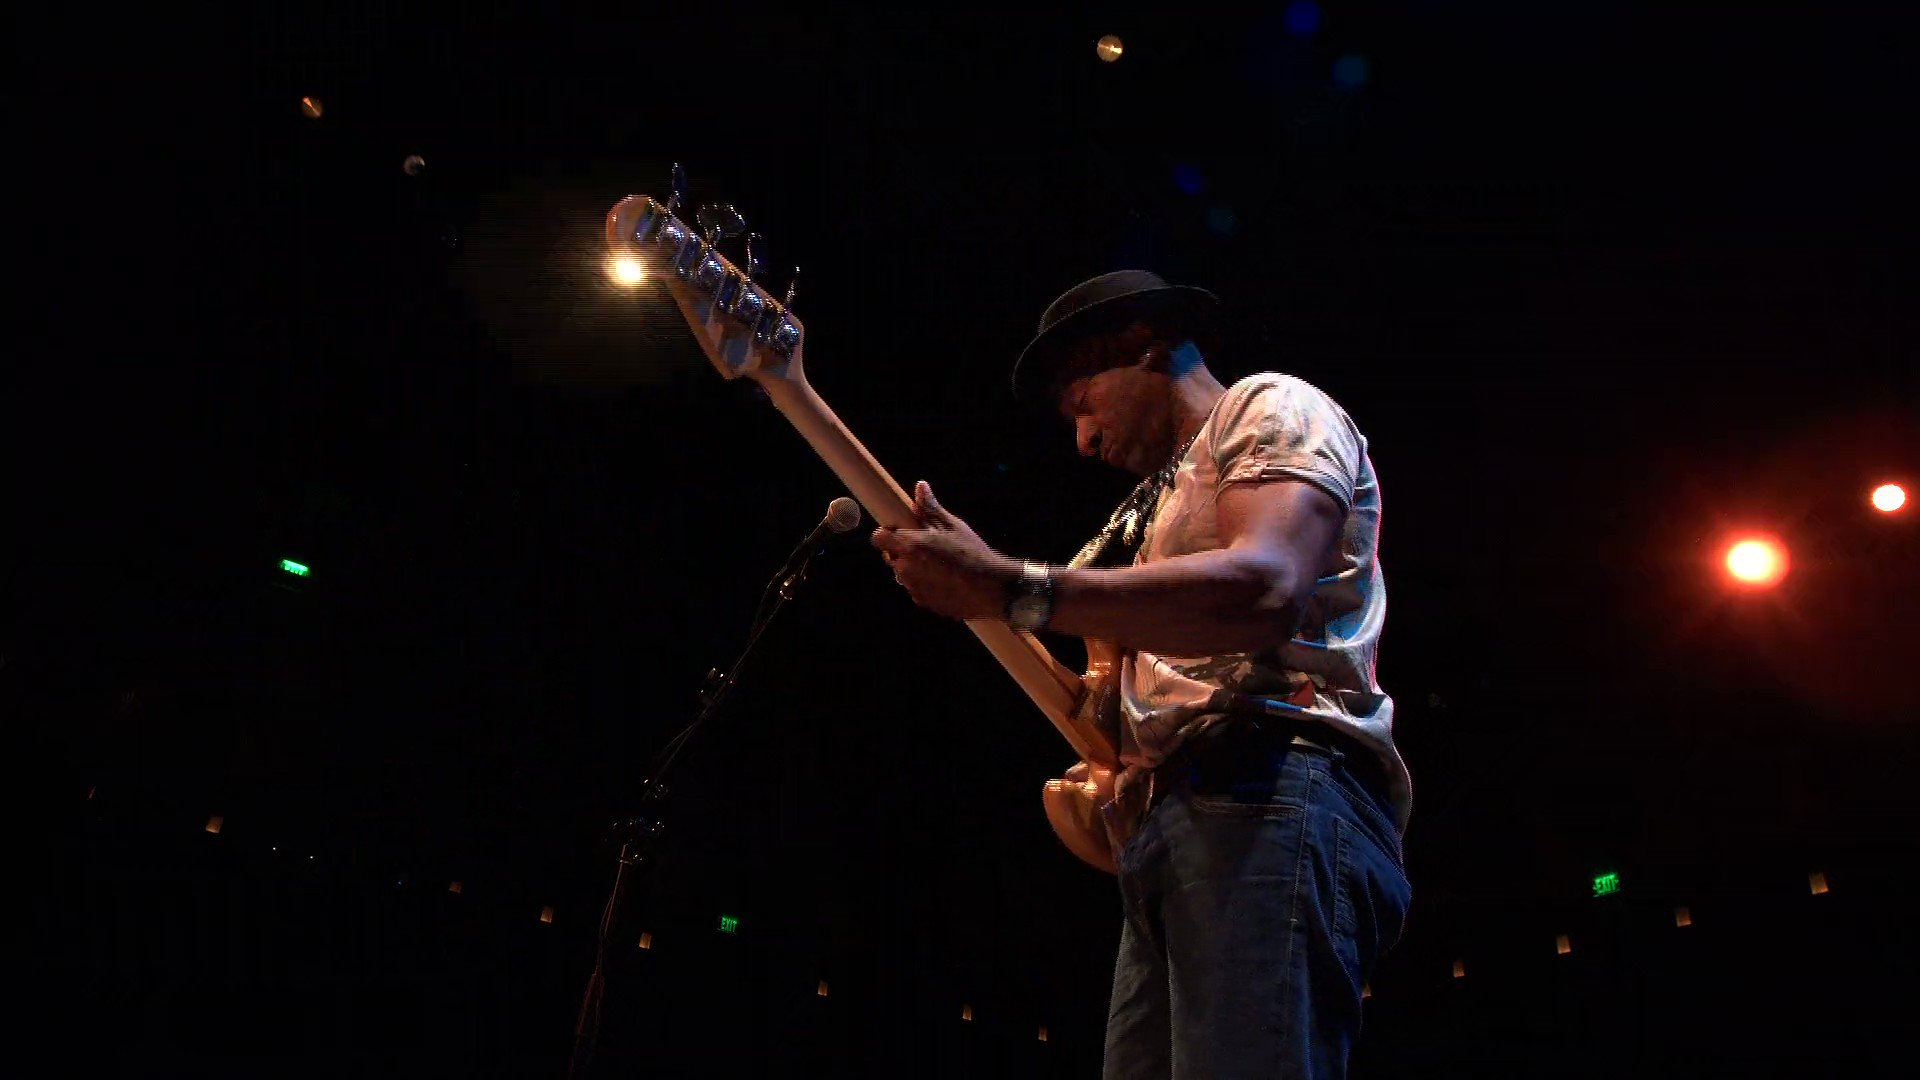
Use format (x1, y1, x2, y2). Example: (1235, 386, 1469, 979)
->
(1138, 339, 1175, 374)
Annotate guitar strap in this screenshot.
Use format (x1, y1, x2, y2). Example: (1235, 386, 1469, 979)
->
(1062, 430, 1203, 761)
(1065, 429, 1201, 572)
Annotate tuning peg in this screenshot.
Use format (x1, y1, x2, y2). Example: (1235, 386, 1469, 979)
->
(696, 203, 745, 247)
(744, 232, 765, 280)
(783, 266, 800, 309)
(667, 162, 688, 215)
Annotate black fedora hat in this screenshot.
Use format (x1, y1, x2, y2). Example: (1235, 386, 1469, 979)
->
(1011, 269, 1218, 400)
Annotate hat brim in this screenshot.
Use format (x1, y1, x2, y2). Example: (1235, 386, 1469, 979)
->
(1010, 284, 1219, 402)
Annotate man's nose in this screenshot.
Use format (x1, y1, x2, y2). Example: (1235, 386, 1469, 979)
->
(1075, 418, 1101, 458)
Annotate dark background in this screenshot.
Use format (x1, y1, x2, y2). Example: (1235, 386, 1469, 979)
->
(16, 4, 1917, 1078)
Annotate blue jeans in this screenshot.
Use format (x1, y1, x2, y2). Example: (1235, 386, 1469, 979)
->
(1102, 724, 1412, 1079)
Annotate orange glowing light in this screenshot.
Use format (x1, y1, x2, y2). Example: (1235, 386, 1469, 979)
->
(1871, 483, 1906, 512)
(300, 95, 323, 119)
(1096, 35, 1124, 62)
(1725, 536, 1789, 587)
(539, 905, 555, 924)
(608, 255, 646, 286)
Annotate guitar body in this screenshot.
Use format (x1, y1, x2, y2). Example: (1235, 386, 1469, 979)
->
(1043, 764, 1116, 874)
(1044, 638, 1122, 873)
(608, 189, 1124, 874)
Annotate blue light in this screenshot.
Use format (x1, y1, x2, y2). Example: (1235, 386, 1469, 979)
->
(1284, 1, 1323, 36)
(1207, 205, 1237, 234)
(1173, 164, 1206, 195)
(1332, 53, 1372, 90)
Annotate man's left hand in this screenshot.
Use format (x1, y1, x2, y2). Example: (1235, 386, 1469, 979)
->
(871, 481, 1016, 622)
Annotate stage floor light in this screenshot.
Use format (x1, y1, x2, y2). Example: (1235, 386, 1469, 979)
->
(1871, 483, 1905, 513)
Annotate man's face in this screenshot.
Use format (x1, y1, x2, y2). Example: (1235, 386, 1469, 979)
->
(1054, 326, 1177, 477)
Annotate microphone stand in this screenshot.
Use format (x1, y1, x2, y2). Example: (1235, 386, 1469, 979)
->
(566, 535, 832, 1080)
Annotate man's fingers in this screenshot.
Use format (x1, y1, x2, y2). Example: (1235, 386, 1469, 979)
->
(914, 480, 947, 524)
(873, 526, 933, 555)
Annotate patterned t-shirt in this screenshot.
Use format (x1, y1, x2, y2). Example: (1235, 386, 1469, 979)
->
(1115, 372, 1411, 830)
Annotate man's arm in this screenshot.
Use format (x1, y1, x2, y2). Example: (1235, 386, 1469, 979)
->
(872, 478, 1343, 657)
(1044, 478, 1343, 655)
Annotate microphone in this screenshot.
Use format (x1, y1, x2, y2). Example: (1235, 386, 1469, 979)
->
(781, 496, 862, 578)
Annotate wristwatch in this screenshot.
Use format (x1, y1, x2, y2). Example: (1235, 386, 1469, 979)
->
(1004, 560, 1055, 632)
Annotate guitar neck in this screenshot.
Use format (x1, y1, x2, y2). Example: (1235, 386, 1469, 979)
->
(757, 376, 1113, 765)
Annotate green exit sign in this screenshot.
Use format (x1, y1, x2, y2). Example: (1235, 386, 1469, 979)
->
(279, 558, 311, 578)
(718, 915, 739, 934)
(1593, 871, 1621, 897)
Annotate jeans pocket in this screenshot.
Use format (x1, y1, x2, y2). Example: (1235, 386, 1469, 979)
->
(1330, 764, 1405, 868)
(1333, 815, 1413, 985)
(1185, 792, 1307, 818)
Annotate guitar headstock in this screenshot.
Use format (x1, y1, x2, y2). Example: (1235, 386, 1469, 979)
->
(606, 172, 805, 385)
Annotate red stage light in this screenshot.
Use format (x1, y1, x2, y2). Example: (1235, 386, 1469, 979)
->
(1871, 483, 1906, 513)
(1724, 536, 1789, 588)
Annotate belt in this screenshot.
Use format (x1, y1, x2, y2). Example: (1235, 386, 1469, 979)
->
(1152, 716, 1390, 807)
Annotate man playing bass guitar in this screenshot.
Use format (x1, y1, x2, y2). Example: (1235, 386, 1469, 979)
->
(871, 270, 1412, 1080)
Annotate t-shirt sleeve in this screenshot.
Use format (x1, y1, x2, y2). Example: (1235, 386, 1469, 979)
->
(1207, 377, 1363, 512)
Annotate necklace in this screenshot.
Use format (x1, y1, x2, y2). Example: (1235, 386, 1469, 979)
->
(1067, 428, 1201, 570)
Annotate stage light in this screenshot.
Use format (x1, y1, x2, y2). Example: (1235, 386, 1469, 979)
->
(1872, 483, 1906, 512)
(1725, 537, 1789, 587)
(448, 880, 463, 894)
(205, 814, 223, 834)
(1038, 1026, 1049, 1042)
(1096, 34, 1124, 62)
(1675, 906, 1692, 927)
(300, 95, 323, 119)
(1555, 934, 1572, 955)
(637, 931, 652, 950)
(1452, 959, 1466, 979)
(1284, 1, 1323, 36)
(540, 905, 555, 923)
(1361, 982, 1372, 1000)
(817, 980, 829, 997)
(1809, 871, 1829, 895)
(402, 154, 426, 177)
(961, 1003, 973, 1021)
(608, 255, 646, 286)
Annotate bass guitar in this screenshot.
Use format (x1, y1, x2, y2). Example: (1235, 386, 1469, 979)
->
(605, 178, 1123, 873)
